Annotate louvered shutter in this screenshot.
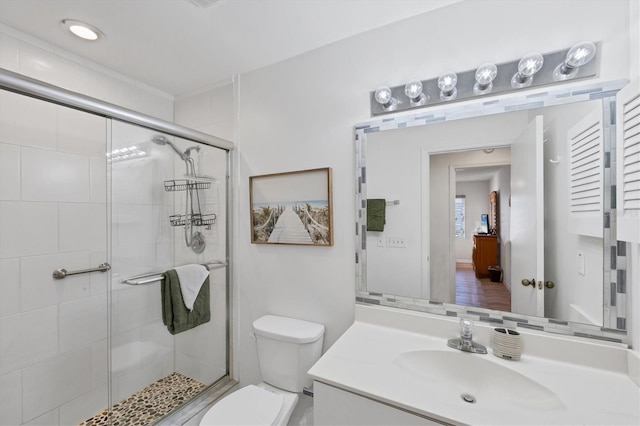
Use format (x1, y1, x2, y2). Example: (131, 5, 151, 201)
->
(617, 79, 640, 243)
(567, 108, 603, 237)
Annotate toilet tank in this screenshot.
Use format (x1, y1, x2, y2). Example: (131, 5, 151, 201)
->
(253, 315, 325, 392)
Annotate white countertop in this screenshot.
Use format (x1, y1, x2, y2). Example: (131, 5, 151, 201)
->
(308, 305, 640, 425)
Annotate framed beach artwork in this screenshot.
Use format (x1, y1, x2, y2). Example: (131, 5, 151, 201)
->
(250, 167, 333, 246)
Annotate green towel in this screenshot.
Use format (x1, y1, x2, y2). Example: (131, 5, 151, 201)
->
(367, 198, 386, 232)
(161, 269, 211, 335)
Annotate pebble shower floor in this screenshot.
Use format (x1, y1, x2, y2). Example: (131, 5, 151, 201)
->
(78, 372, 206, 426)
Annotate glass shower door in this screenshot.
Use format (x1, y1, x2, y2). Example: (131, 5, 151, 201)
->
(106, 120, 228, 424)
(0, 89, 110, 426)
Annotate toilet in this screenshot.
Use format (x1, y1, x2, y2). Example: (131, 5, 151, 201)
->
(200, 315, 325, 426)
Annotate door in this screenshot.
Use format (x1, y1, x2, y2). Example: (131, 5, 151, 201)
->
(617, 78, 640, 243)
(511, 116, 545, 316)
(0, 89, 110, 425)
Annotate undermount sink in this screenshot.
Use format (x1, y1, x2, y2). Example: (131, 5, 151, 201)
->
(394, 350, 566, 411)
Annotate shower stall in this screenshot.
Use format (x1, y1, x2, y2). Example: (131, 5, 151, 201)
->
(0, 69, 233, 425)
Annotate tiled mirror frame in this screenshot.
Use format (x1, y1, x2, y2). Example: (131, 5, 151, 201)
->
(355, 79, 630, 345)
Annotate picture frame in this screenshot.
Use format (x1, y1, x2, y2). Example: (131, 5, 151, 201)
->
(250, 167, 333, 246)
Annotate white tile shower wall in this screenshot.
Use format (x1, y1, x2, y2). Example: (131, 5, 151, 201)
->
(0, 370, 21, 426)
(21, 409, 58, 426)
(0, 142, 20, 201)
(0, 24, 174, 425)
(0, 201, 58, 258)
(19, 252, 92, 312)
(0, 258, 19, 317)
(21, 348, 92, 421)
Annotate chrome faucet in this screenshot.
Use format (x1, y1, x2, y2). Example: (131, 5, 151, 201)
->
(447, 319, 488, 354)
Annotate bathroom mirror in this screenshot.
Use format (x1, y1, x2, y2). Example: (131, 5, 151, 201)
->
(355, 80, 629, 344)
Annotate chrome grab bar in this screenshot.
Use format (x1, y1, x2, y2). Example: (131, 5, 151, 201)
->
(121, 260, 228, 285)
(53, 262, 111, 279)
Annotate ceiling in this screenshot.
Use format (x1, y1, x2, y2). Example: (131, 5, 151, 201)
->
(0, 0, 459, 96)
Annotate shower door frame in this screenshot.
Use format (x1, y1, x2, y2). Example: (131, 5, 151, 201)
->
(0, 67, 235, 422)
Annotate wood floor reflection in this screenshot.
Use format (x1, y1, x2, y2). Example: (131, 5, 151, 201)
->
(456, 262, 511, 312)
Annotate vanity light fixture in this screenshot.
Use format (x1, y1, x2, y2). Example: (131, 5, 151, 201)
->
(61, 19, 104, 41)
(473, 63, 498, 95)
(438, 72, 458, 101)
(511, 53, 544, 88)
(374, 86, 397, 110)
(553, 41, 596, 81)
(369, 42, 599, 116)
(404, 79, 427, 106)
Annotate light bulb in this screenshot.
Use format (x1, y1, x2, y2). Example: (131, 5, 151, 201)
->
(404, 80, 426, 106)
(511, 53, 544, 88)
(566, 41, 596, 68)
(404, 80, 422, 99)
(553, 41, 596, 81)
(374, 86, 395, 109)
(437, 72, 458, 101)
(475, 63, 497, 85)
(519, 53, 544, 77)
(473, 63, 497, 95)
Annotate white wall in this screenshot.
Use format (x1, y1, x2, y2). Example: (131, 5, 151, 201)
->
(0, 25, 175, 426)
(232, 0, 634, 387)
(490, 166, 512, 289)
(454, 180, 491, 262)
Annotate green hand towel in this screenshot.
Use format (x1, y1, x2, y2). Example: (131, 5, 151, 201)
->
(367, 198, 386, 232)
(161, 269, 210, 335)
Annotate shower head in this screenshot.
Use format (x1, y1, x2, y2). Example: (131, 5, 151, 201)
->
(151, 135, 187, 160)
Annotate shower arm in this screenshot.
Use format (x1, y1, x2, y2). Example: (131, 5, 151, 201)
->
(167, 140, 188, 161)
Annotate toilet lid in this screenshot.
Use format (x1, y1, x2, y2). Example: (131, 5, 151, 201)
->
(200, 385, 284, 426)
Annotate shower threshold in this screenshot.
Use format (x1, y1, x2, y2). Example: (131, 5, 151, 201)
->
(78, 372, 206, 426)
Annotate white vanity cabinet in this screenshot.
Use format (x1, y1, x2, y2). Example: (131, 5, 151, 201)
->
(314, 382, 444, 426)
(308, 306, 639, 426)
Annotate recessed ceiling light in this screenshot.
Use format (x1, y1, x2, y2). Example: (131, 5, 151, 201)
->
(61, 19, 104, 41)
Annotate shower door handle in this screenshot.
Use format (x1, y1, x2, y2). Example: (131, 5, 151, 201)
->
(53, 262, 111, 279)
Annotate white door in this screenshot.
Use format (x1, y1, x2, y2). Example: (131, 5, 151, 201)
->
(511, 116, 545, 317)
(617, 78, 640, 243)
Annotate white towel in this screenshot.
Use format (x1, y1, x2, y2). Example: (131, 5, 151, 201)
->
(174, 264, 209, 311)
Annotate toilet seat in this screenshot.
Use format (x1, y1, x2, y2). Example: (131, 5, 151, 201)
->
(200, 384, 285, 426)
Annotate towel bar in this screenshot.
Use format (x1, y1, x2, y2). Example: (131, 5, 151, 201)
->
(121, 261, 228, 285)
